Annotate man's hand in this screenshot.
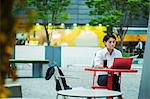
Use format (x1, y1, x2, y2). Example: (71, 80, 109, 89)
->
(94, 65, 104, 69)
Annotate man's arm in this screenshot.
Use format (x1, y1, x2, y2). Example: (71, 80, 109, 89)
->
(93, 50, 104, 69)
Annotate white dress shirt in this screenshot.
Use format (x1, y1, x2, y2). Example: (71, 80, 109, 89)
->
(136, 41, 143, 49)
(94, 48, 122, 75)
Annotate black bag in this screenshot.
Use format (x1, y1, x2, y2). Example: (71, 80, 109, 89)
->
(97, 75, 108, 86)
(97, 74, 120, 91)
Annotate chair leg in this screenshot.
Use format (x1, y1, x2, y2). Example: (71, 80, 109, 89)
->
(56, 94, 59, 99)
(56, 94, 68, 99)
(63, 96, 68, 99)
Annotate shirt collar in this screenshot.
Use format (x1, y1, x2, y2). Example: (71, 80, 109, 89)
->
(104, 48, 115, 55)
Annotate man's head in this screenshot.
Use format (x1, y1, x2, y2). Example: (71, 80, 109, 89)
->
(103, 34, 116, 50)
(138, 39, 141, 41)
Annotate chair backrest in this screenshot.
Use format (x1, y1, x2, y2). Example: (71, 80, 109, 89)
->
(54, 66, 65, 90)
(53, 66, 72, 91)
(92, 51, 98, 68)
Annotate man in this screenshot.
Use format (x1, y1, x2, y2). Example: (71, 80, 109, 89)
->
(94, 34, 122, 91)
(135, 39, 143, 58)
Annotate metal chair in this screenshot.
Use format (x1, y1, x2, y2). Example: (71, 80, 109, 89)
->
(45, 66, 83, 99)
(92, 51, 108, 90)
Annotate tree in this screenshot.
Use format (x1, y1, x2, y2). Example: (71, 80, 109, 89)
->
(85, 0, 150, 52)
(0, 0, 35, 98)
(26, 0, 71, 46)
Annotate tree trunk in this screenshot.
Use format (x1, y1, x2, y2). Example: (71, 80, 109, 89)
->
(107, 26, 113, 34)
(52, 11, 57, 25)
(120, 35, 124, 53)
(43, 23, 50, 46)
(117, 12, 129, 52)
(119, 27, 128, 53)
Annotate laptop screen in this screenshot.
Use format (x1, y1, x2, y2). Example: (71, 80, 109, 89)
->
(111, 58, 133, 69)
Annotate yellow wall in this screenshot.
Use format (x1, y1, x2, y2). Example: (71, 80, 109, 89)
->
(28, 25, 147, 46)
(32, 25, 107, 47)
(116, 34, 147, 42)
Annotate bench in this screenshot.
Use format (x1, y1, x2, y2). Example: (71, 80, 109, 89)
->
(5, 84, 22, 98)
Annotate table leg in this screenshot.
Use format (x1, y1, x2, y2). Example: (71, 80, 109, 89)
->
(32, 63, 42, 78)
(107, 72, 113, 90)
(119, 72, 121, 90)
(107, 95, 122, 99)
(107, 97, 113, 99)
(117, 95, 123, 99)
(92, 71, 96, 89)
(107, 73, 114, 99)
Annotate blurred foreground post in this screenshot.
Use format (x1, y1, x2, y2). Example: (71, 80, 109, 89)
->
(138, 10, 150, 99)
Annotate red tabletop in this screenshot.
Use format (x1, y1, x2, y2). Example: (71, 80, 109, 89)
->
(85, 68, 138, 73)
(85, 67, 138, 90)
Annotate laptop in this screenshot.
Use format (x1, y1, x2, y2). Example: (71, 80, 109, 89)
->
(111, 58, 133, 69)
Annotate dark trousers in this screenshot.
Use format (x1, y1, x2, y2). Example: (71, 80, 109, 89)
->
(137, 48, 143, 58)
(97, 74, 120, 91)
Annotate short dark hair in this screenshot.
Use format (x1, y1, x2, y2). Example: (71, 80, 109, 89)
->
(103, 34, 116, 42)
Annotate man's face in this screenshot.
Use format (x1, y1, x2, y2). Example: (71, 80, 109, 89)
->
(104, 37, 116, 50)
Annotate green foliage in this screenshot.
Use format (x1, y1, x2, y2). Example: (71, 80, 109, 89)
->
(57, 13, 69, 23)
(85, 0, 148, 27)
(122, 52, 131, 57)
(26, 0, 71, 24)
(25, 0, 71, 46)
(85, 0, 149, 52)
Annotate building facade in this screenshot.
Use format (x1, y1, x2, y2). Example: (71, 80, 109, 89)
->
(65, 0, 148, 28)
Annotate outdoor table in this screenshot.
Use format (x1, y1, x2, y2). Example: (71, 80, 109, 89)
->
(9, 59, 49, 78)
(85, 67, 138, 90)
(56, 88, 122, 99)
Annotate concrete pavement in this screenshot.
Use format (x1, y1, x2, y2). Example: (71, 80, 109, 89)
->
(6, 64, 142, 99)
